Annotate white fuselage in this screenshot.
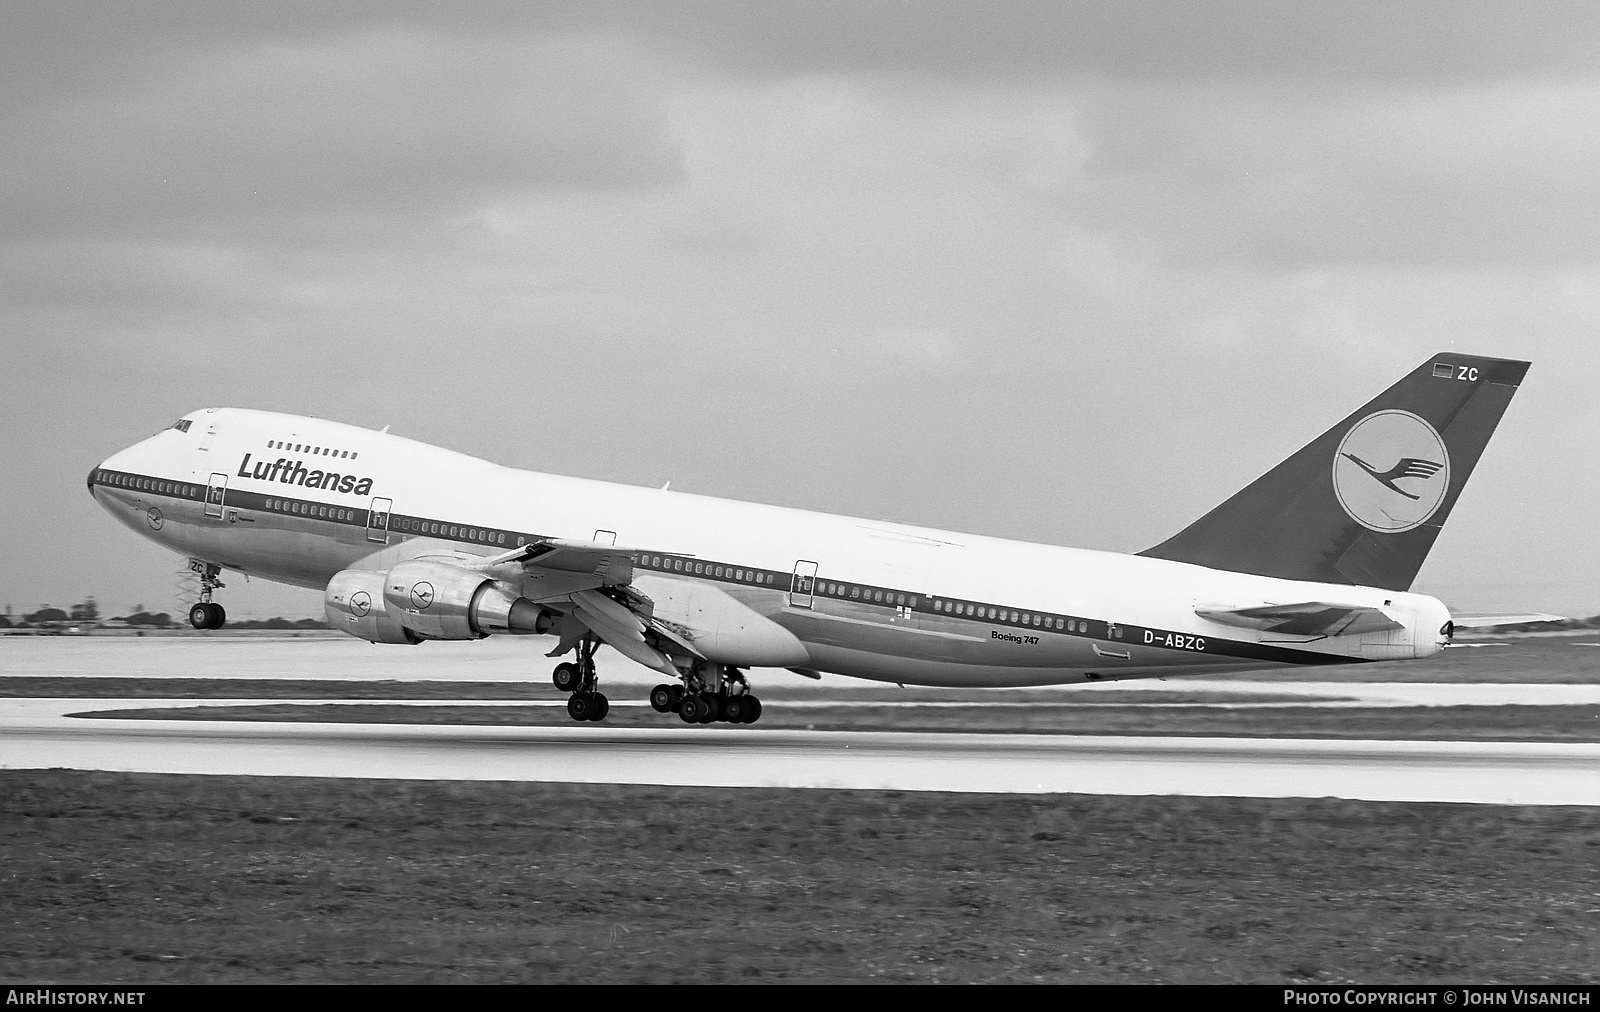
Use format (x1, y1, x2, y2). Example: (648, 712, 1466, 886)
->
(90, 408, 1451, 687)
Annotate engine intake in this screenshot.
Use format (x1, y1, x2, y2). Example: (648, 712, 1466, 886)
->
(323, 569, 420, 645)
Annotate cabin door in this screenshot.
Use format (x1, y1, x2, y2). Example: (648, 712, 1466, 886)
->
(204, 473, 228, 519)
(790, 560, 819, 609)
(367, 497, 392, 543)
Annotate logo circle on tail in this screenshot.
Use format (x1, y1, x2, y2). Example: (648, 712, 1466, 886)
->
(1333, 410, 1450, 533)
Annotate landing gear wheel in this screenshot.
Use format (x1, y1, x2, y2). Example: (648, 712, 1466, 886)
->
(724, 696, 749, 724)
(552, 662, 581, 693)
(650, 684, 679, 713)
(742, 696, 762, 724)
(678, 694, 704, 724)
(188, 602, 225, 630)
(697, 692, 721, 724)
(566, 691, 610, 722)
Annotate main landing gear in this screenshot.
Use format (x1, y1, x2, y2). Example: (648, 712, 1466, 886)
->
(550, 644, 765, 726)
(553, 636, 609, 722)
(187, 560, 227, 630)
(650, 664, 764, 725)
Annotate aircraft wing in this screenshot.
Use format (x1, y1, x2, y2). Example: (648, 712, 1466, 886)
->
(479, 537, 637, 586)
(1196, 602, 1403, 637)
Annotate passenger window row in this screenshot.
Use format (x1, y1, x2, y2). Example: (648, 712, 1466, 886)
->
(394, 517, 509, 546)
(265, 498, 360, 522)
(267, 439, 358, 460)
(634, 554, 780, 586)
(931, 597, 1093, 633)
(99, 471, 197, 499)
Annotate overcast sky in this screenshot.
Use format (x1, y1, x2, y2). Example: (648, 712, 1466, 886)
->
(2, 1, 1596, 620)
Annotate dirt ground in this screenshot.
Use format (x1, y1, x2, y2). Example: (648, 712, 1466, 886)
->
(3, 770, 1597, 984)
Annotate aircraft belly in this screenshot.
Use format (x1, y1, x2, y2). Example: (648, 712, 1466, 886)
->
(777, 600, 1252, 685)
(800, 643, 1282, 688)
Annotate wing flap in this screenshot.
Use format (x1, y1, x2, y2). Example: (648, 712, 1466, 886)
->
(1196, 601, 1403, 637)
(569, 589, 679, 677)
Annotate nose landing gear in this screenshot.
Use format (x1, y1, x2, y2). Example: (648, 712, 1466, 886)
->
(187, 560, 227, 630)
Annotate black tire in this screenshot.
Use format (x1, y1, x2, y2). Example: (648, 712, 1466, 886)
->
(210, 604, 226, 629)
(743, 696, 762, 724)
(668, 685, 685, 710)
(723, 696, 748, 724)
(567, 693, 593, 721)
(650, 684, 678, 713)
(552, 662, 581, 693)
(589, 692, 609, 721)
(678, 695, 702, 723)
(697, 693, 720, 724)
(188, 603, 211, 630)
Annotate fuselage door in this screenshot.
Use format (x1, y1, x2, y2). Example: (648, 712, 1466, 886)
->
(204, 473, 228, 518)
(367, 497, 393, 543)
(790, 560, 819, 609)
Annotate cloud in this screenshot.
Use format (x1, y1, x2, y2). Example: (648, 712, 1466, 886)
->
(0, 26, 682, 239)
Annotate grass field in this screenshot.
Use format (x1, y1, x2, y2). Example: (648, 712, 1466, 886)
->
(3, 770, 1597, 984)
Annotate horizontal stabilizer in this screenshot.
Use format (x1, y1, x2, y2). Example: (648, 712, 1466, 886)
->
(1197, 602, 1403, 637)
(1450, 613, 1567, 629)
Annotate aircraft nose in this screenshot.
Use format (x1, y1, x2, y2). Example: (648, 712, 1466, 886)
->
(87, 464, 100, 496)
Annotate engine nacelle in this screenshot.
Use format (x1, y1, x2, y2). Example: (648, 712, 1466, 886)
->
(324, 569, 420, 645)
(381, 559, 550, 640)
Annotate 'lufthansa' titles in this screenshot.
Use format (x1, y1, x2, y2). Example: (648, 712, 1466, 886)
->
(236, 453, 374, 496)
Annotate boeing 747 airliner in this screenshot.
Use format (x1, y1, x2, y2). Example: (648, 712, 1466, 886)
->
(89, 353, 1529, 724)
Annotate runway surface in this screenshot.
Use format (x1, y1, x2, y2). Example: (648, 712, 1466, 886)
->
(5, 698, 1597, 805)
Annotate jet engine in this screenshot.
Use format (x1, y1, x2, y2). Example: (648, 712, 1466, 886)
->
(323, 568, 420, 645)
(381, 559, 551, 640)
(324, 561, 551, 643)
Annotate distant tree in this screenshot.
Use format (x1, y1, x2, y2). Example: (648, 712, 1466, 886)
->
(24, 607, 68, 625)
(124, 611, 173, 628)
(0, 614, 10, 628)
(70, 597, 99, 623)
(294, 618, 328, 628)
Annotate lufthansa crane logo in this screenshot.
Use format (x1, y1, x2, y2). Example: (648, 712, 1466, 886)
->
(409, 582, 436, 610)
(350, 591, 372, 618)
(1332, 410, 1450, 533)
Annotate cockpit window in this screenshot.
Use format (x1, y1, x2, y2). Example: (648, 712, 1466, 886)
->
(169, 419, 192, 433)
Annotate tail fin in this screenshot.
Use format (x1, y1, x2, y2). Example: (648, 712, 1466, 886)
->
(1138, 353, 1530, 591)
